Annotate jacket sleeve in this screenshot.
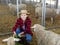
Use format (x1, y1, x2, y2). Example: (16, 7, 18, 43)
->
(24, 19, 33, 35)
(11, 18, 20, 32)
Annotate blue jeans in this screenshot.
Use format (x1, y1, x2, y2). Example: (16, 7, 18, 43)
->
(15, 27, 32, 43)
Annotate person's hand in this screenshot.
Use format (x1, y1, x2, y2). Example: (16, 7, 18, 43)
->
(18, 32, 24, 37)
(13, 31, 16, 37)
(20, 32, 24, 35)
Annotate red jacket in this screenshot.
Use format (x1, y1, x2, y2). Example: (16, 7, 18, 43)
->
(12, 17, 33, 36)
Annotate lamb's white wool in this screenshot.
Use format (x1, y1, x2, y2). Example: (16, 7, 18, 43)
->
(35, 3, 41, 8)
(8, 3, 27, 15)
(31, 24, 60, 45)
(8, 3, 17, 15)
(2, 37, 20, 45)
(35, 6, 56, 18)
(35, 6, 57, 23)
(2, 38, 9, 42)
(35, 3, 60, 14)
(31, 24, 45, 31)
(2, 37, 20, 42)
(7, 37, 15, 45)
(18, 4, 27, 10)
(55, 9, 60, 15)
(8, 3, 12, 6)
(35, 3, 57, 23)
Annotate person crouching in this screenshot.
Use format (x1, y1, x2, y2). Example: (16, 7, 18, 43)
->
(11, 10, 33, 45)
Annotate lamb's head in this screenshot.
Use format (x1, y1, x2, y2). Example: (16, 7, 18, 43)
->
(2, 37, 20, 42)
(8, 3, 12, 6)
(35, 3, 42, 8)
(31, 24, 45, 31)
(2, 37, 20, 45)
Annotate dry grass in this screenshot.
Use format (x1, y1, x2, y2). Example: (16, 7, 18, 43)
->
(0, 15, 16, 33)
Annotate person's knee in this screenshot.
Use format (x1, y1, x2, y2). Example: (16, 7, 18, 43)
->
(26, 37, 32, 41)
(26, 38, 32, 42)
(25, 34, 32, 42)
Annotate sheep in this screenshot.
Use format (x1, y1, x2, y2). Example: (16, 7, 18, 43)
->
(31, 24, 60, 45)
(8, 3, 17, 15)
(35, 3, 42, 8)
(35, 3, 57, 23)
(18, 4, 27, 10)
(55, 9, 60, 15)
(35, 7, 56, 18)
(8, 3, 27, 15)
(2, 37, 20, 45)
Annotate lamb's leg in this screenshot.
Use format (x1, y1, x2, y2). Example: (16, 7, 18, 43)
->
(51, 17, 54, 24)
(35, 12, 39, 19)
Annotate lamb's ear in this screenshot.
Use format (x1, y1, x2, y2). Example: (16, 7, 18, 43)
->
(31, 25, 36, 28)
(31, 25, 36, 32)
(2, 38, 8, 42)
(14, 38, 20, 41)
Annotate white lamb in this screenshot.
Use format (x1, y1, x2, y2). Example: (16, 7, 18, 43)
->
(35, 3, 56, 23)
(31, 24, 60, 45)
(8, 3, 17, 15)
(35, 3, 42, 8)
(2, 37, 20, 45)
(18, 4, 27, 10)
(8, 3, 27, 15)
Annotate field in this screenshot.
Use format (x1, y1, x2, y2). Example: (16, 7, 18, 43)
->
(0, 4, 60, 45)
